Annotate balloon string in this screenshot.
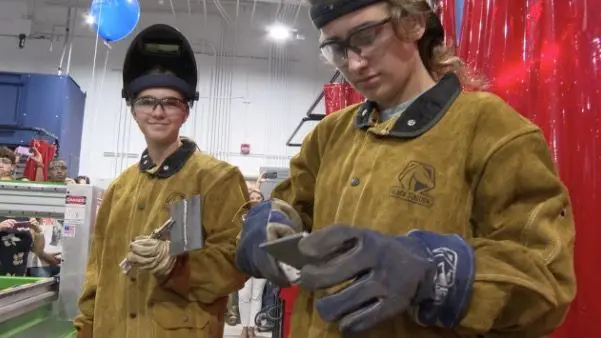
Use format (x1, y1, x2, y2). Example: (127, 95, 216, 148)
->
(90, 5, 102, 91)
(83, 3, 102, 178)
(169, 0, 176, 16)
(97, 47, 110, 114)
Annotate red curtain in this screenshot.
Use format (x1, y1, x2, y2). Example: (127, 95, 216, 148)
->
(323, 82, 366, 115)
(346, 86, 364, 105)
(459, 0, 601, 336)
(438, 0, 458, 47)
(23, 139, 56, 181)
(323, 83, 347, 115)
(279, 286, 300, 338)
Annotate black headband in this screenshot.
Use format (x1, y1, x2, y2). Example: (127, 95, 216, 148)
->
(310, 0, 383, 29)
(122, 74, 199, 102)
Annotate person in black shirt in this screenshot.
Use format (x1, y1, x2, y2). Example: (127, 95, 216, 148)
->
(0, 218, 44, 276)
(1, 146, 46, 276)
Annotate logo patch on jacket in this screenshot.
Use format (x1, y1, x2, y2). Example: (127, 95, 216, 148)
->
(390, 161, 435, 207)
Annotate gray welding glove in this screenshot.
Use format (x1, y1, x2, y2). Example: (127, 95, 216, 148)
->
(298, 225, 475, 335)
(236, 199, 304, 286)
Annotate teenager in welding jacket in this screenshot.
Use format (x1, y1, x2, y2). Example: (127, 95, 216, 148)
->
(73, 24, 248, 338)
(236, 1, 576, 337)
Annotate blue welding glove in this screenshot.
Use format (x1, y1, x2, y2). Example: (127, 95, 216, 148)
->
(236, 199, 304, 287)
(298, 225, 475, 335)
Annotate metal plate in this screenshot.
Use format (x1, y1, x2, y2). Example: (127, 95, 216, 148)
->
(169, 195, 203, 256)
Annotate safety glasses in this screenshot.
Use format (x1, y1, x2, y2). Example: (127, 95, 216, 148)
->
(319, 17, 392, 68)
(132, 96, 189, 115)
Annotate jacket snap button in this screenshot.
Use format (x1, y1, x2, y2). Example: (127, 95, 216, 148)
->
(407, 119, 416, 126)
(182, 315, 189, 322)
(351, 177, 360, 186)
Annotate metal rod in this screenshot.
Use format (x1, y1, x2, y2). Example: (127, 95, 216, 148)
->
(0, 278, 56, 303)
(285, 117, 309, 147)
(303, 71, 341, 118)
(57, 7, 72, 75)
(285, 71, 341, 147)
(0, 181, 67, 218)
(0, 181, 67, 193)
(0, 291, 57, 324)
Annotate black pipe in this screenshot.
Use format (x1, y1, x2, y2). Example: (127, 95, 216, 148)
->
(273, 299, 285, 338)
(285, 71, 341, 147)
(303, 71, 341, 119)
(285, 116, 324, 147)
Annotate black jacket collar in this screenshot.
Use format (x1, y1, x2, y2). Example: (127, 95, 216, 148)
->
(138, 138, 197, 178)
(355, 72, 462, 138)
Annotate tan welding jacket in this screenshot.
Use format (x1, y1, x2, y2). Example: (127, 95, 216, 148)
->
(272, 73, 576, 337)
(73, 139, 248, 338)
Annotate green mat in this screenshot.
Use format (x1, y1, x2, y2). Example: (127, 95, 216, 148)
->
(0, 276, 44, 291)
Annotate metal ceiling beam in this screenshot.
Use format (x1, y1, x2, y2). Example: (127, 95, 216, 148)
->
(40, 0, 306, 14)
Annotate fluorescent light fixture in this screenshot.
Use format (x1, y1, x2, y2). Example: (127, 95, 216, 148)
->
(267, 23, 292, 41)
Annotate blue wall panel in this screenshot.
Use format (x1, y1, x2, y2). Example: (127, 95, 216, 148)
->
(59, 77, 86, 177)
(0, 73, 27, 128)
(0, 72, 86, 178)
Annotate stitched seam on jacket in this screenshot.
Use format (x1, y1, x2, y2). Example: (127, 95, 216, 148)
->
(520, 202, 562, 265)
(544, 234, 561, 265)
(521, 203, 543, 247)
(470, 128, 539, 194)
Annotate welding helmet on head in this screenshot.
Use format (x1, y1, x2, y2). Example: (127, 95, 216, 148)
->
(122, 24, 199, 102)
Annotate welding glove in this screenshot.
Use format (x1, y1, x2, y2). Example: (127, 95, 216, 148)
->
(236, 199, 304, 286)
(298, 225, 475, 335)
(126, 236, 176, 279)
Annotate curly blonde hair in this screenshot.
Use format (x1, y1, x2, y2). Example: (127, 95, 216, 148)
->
(388, 0, 486, 89)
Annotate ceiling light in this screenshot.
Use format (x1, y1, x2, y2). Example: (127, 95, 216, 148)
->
(267, 23, 292, 41)
(84, 13, 96, 25)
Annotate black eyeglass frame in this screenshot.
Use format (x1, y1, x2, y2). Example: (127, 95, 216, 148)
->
(318, 17, 392, 66)
(131, 96, 190, 113)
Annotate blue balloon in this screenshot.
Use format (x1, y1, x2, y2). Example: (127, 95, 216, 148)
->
(89, 0, 141, 43)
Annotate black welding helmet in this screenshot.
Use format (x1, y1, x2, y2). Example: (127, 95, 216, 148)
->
(122, 24, 199, 102)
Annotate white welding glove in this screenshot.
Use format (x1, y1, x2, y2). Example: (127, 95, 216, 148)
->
(279, 262, 301, 284)
(126, 236, 176, 279)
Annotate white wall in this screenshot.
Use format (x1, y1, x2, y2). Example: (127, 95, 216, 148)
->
(0, 1, 332, 181)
